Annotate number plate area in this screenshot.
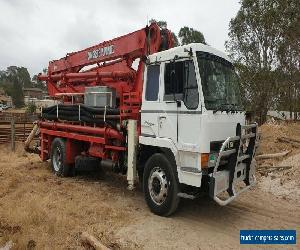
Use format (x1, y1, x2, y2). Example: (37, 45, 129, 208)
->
(213, 163, 246, 196)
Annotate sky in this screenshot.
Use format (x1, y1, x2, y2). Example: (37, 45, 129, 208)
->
(0, 0, 240, 76)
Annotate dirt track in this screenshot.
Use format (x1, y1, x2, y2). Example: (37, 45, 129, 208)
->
(0, 123, 300, 249)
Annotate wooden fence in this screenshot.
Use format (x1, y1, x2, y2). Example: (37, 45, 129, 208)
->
(0, 112, 38, 145)
(0, 112, 38, 122)
(0, 121, 36, 144)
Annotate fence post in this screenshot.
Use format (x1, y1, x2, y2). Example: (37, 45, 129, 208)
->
(23, 122, 26, 142)
(11, 119, 15, 151)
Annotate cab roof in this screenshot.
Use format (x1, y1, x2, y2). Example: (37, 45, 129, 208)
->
(149, 43, 232, 64)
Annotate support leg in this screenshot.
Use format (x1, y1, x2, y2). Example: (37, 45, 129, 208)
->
(127, 120, 138, 190)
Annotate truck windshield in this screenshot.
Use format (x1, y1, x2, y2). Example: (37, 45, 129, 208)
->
(197, 52, 243, 112)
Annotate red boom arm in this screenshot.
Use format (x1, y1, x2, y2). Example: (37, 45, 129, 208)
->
(39, 23, 174, 99)
(37, 23, 174, 166)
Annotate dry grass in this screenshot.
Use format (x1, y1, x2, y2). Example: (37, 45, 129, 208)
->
(0, 144, 138, 249)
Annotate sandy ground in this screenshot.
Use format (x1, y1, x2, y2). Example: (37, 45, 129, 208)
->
(0, 122, 299, 249)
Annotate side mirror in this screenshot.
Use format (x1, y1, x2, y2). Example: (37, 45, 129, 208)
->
(184, 47, 193, 57)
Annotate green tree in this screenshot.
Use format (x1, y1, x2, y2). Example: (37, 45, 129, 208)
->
(32, 74, 46, 90)
(275, 0, 300, 119)
(171, 32, 179, 47)
(225, 0, 300, 122)
(149, 19, 179, 46)
(34, 68, 48, 90)
(11, 78, 24, 108)
(149, 19, 167, 29)
(6, 66, 32, 88)
(178, 26, 206, 45)
(0, 66, 30, 107)
(26, 102, 37, 114)
(19, 67, 32, 88)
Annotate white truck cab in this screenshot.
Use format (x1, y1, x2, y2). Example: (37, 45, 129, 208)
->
(139, 43, 258, 215)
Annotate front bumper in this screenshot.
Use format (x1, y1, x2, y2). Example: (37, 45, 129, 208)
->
(209, 123, 258, 206)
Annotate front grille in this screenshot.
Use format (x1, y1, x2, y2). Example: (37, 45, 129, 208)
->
(210, 140, 224, 153)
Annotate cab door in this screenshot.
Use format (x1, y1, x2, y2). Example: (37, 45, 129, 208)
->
(159, 59, 201, 151)
(141, 64, 162, 138)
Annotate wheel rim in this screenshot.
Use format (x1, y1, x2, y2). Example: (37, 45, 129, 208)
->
(148, 167, 169, 205)
(53, 146, 62, 172)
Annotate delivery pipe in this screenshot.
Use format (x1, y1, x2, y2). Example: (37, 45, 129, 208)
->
(38, 71, 135, 81)
(39, 121, 124, 141)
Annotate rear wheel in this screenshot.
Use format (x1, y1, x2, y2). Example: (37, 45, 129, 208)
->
(50, 138, 71, 177)
(143, 153, 180, 216)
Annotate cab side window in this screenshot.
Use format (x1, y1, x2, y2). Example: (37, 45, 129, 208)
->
(145, 65, 160, 101)
(164, 60, 199, 109)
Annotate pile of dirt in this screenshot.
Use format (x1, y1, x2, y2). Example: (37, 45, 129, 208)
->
(256, 121, 300, 201)
(257, 121, 300, 155)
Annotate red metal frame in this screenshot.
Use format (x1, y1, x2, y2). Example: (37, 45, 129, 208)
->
(38, 23, 174, 164)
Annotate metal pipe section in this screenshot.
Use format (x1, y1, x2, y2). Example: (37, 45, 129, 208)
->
(39, 121, 124, 141)
(38, 71, 135, 81)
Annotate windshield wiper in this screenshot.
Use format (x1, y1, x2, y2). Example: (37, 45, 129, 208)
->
(228, 103, 244, 113)
(213, 103, 229, 114)
(214, 103, 243, 114)
(225, 103, 236, 113)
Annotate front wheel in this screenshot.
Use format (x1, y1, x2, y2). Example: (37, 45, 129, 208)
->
(143, 153, 180, 216)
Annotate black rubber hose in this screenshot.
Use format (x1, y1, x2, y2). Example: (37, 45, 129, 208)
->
(41, 114, 117, 128)
(83, 105, 120, 115)
(42, 105, 120, 115)
(42, 109, 119, 123)
(42, 106, 57, 113)
(42, 106, 56, 112)
(44, 109, 93, 118)
(57, 104, 120, 114)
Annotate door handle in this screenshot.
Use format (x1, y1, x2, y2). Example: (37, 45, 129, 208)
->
(158, 116, 166, 128)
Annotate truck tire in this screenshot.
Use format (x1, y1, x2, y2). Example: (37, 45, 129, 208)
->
(143, 153, 180, 216)
(50, 138, 71, 177)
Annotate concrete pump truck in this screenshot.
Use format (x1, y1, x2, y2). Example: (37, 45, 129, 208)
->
(33, 23, 258, 216)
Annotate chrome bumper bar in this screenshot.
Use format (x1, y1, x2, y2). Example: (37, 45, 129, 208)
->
(209, 123, 259, 206)
(213, 176, 256, 206)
